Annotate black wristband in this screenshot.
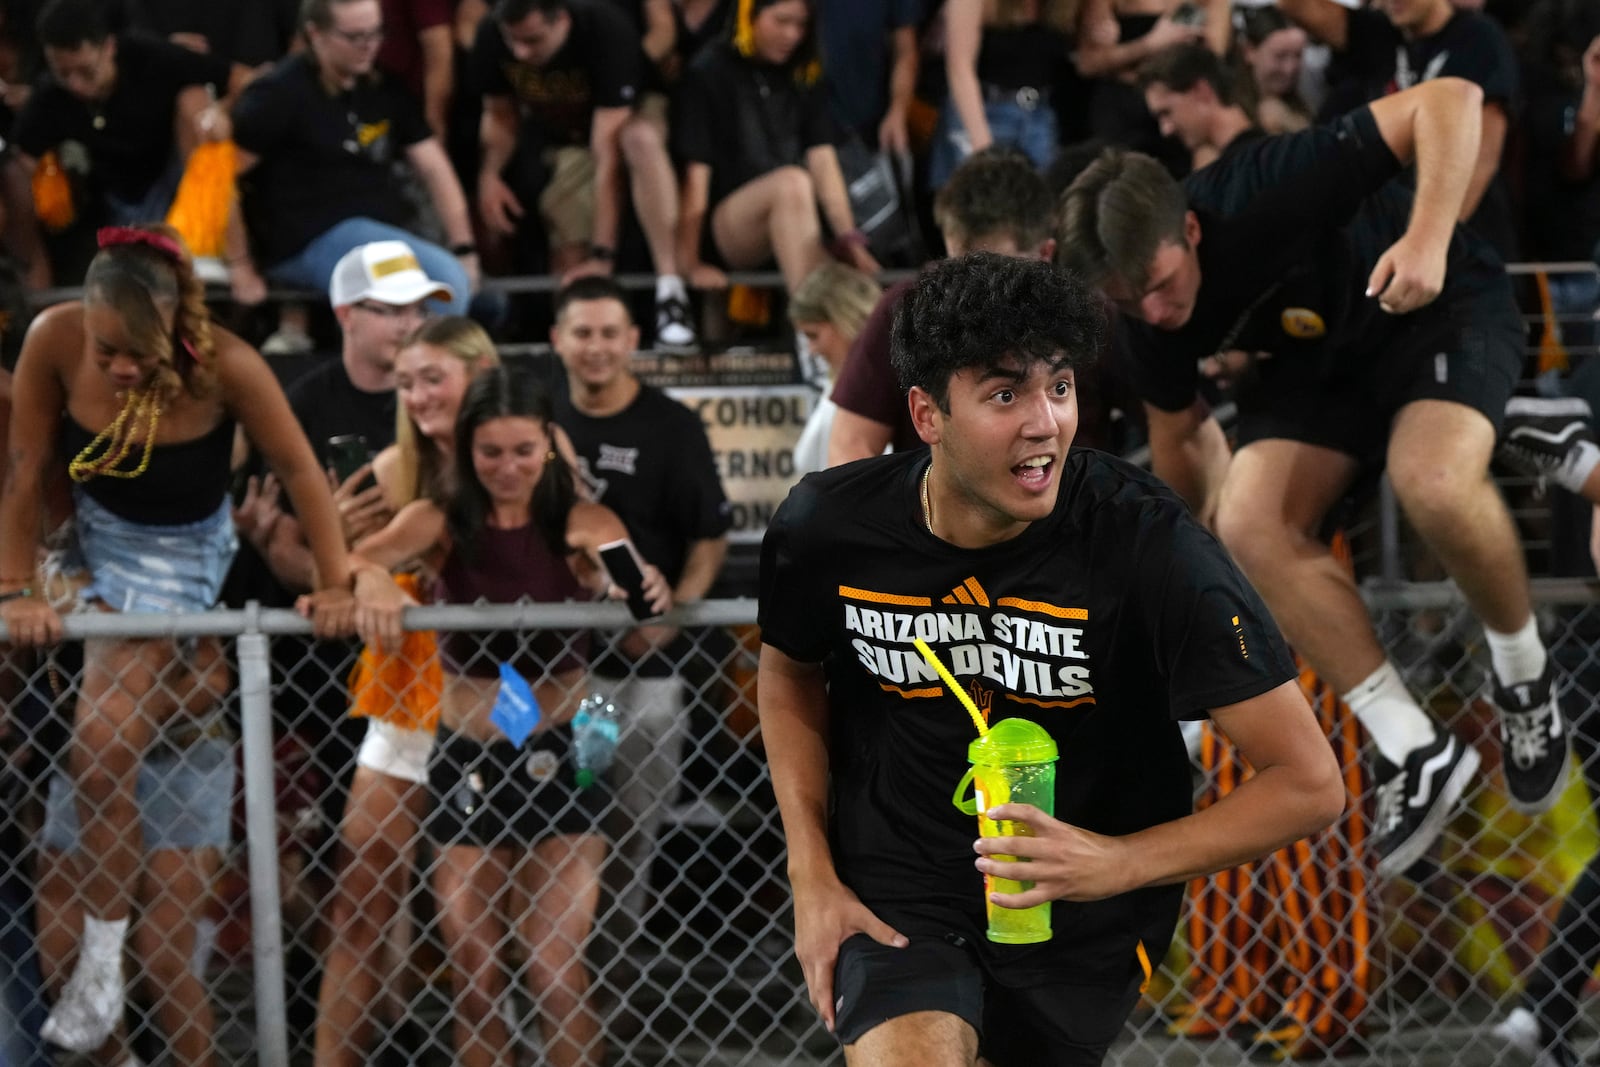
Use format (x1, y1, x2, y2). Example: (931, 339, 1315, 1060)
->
(450, 242, 477, 256)
(589, 244, 615, 263)
(0, 587, 33, 604)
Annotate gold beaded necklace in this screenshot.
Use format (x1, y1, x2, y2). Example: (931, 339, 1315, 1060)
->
(68, 389, 163, 482)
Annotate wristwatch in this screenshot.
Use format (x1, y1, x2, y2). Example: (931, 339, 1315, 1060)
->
(450, 242, 477, 256)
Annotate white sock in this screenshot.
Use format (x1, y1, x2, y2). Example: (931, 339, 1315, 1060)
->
(656, 274, 686, 303)
(82, 915, 129, 966)
(1555, 440, 1600, 495)
(1485, 616, 1547, 689)
(1342, 661, 1437, 765)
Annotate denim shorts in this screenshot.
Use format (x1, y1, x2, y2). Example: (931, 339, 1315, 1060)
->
(41, 733, 236, 852)
(70, 489, 238, 613)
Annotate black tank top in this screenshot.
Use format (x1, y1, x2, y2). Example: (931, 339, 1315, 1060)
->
(435, 521, 591, 680)
(61, 414, 235, 525)
(977, 23, 1070, 90)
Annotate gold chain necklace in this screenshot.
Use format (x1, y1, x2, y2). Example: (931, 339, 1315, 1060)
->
(68, 389, 163, 483)
(920, 461, 934, 534)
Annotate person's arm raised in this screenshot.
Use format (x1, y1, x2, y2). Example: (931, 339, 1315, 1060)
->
(1364, 77, 1483, 314)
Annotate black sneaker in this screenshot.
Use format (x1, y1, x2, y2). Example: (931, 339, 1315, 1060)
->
(1371, 730, 1480, 879)
(1491, 662, 1572, 815)
(1498, 396, 1598, 494)
(655, 293, 696, 349)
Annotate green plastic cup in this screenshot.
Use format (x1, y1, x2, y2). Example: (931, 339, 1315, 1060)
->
(951, 717, 1059, 944)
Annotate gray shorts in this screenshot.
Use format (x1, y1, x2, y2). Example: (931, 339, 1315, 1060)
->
(41, 734, 236, 852)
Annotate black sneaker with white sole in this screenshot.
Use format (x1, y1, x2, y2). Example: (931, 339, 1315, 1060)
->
(655, 294, 696, 349)
(1498, 396, 1599, 494)
(1491, 662, 1572, 815)
(1371, 730, 1480, 879)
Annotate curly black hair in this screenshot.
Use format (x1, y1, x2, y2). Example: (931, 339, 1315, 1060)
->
(889, 252, 1105, 412)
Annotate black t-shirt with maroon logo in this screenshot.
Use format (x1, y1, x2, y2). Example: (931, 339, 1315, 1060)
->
(758, 448, 1296, 984)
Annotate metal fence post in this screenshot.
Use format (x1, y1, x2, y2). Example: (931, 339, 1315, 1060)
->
(237, 609, 290, 1067)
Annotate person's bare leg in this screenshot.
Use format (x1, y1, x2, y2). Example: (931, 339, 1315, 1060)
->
(134, 847, 222, 1067)
(43, 636, 182, 1051)
(1214, 440, 1377, 691)
(1391, 398, 1570, 813)
(516, 834, 607, 1067)
(619, 115, 680, 277)
(844, 1011, 979, 1066)
(313, 767, 426, 1067)
(435, 845, 514, 1067)
(1215, 437, 1476, 873)
(710, 166, 830, 293)
(1389, 400, 1531, 634)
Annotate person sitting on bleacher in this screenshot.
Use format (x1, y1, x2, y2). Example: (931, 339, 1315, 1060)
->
(473, 0, 696, 347)
(223, 0, 478, 320)
(6, 0, 251, 291)
(671, 0, 879, 298)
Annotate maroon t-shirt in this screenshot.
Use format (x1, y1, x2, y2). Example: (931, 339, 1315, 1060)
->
(829, 278, 922, 453)
(376, 0, 454, 106)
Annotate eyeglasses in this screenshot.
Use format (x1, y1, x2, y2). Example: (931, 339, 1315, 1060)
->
(326, 24, 385, 47)
(354, 300, 425, 320)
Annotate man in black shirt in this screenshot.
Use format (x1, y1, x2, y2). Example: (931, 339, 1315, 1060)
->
(758, 254, 1343, 1066)
(476, 0, 696, 346)
(1059, 77, 1567, 880)
(1277, 0, 1520, 259)
(7, 0, 243, 288)
(547, 276, 730, 930)
(1139, 43, 1258, 171)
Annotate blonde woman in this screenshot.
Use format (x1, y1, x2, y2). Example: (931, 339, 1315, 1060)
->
(788, 263, 881, 474)
(314, 316, 499, 1067)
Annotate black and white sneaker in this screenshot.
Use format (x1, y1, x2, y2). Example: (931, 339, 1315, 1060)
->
(1371, 730, 1480, 879)
(655, 294, 696, 349)
(1498, 396, 1600, 494)
(1491, 662, 1572, 815)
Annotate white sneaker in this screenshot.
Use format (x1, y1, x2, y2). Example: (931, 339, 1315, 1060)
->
(1492, 1006, 1540, 1056)
(41, 951, 124, 1052)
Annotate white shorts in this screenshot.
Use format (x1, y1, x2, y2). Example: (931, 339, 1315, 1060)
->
(356, 719, 435, 785)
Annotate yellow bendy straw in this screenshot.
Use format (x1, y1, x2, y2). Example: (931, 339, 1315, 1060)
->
(913, 637, 988, 737)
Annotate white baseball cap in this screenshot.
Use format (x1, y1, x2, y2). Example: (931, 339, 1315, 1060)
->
(329, 241, 455, 308)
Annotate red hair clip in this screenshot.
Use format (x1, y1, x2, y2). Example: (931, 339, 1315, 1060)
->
(97, 226, 185, 263)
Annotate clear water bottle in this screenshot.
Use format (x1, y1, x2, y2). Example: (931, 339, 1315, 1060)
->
(572, 692, 622, 789)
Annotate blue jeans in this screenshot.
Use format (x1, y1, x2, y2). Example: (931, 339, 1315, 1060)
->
(0, 875, 45, 1067)
(266, 217, 470, 315)
(929, 95, 1059, 189)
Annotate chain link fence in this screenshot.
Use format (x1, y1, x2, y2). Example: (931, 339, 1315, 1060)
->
(0, 586, 1595, 1067)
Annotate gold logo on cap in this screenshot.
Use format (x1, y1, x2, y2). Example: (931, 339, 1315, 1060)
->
(371, 253, 421, 278)
(1280, 308, 1326, 339)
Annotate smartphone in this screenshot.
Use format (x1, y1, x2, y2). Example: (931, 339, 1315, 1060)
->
(1170, 1, 1205, 26)
(327, 434, 369, 483)
(598, 539, 660, 622)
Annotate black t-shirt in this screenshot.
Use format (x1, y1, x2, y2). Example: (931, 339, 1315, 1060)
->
(758, 449, 1296, 984)
(1127, 106, 1504, 415)
(13, 33, 230, 203)
(1519, 63, 1600, 262)
(232, 54, 429, 266)
(1321, 8, 1519, 259)
(672, 42, 837, 209)
(552, 383, 732, 675)
(471, 0, 642, 149)
(111, 0, 297, 66)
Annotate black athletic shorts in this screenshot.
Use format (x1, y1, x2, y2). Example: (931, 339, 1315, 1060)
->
(832, 932, 1144, 1066)
(424, 725, 608, 847)
(1232, 288, 1523, 465)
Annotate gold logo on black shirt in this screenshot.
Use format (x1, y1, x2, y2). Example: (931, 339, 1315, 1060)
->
(1280, 308, 1326, 339)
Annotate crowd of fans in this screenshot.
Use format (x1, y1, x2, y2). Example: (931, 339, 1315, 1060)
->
(0, 0, 1596, 1064)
